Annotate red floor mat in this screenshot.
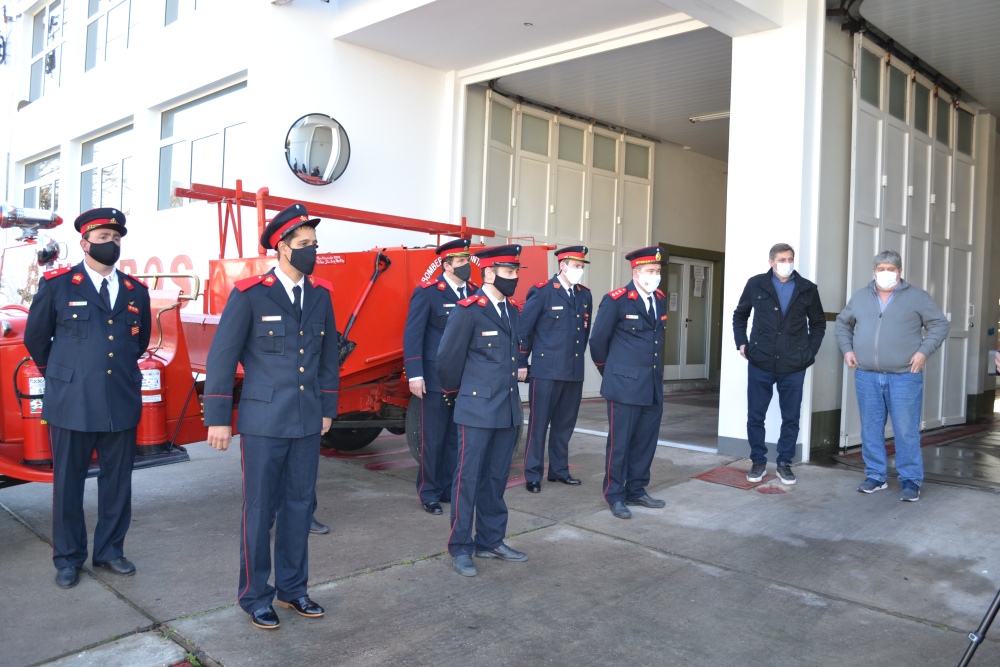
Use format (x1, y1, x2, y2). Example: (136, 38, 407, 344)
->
(692, 464, 774, 489)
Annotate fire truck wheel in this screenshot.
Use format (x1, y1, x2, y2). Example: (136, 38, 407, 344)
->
(405, 396, 524, 474)
(321, 427, 382, 451)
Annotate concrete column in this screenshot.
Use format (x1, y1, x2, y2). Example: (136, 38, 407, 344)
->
(717, 0, 828, 462)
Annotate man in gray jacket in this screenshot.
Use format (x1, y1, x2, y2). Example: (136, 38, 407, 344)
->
(835, 250, 949, 502)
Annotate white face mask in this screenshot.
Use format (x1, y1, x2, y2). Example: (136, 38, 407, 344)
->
(636, 274, 661, 294)
(875, 270, 899, 290)
(564, 267, 584, 286)
(774, 262, 794, 278)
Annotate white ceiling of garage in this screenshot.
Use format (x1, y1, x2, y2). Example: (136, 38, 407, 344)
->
(848, 0, 1000, 117)
(337, 0, 684, 72)
(495, 28, 733, 163)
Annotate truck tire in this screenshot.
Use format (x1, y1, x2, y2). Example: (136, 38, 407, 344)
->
(321, 427, 382, 451)
(405, 395, 524, 474)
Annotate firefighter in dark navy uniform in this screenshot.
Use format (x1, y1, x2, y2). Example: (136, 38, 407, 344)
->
(203, 204, 339, 630)
(437, 244, 528, 577)
(403, 238, 477, 515)
(589, 246, 668, 520)
(24, 208, 152, 589)
(519, 246, 593, 492)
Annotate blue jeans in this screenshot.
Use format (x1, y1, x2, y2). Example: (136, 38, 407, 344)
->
(854, 369, 924, 486)
(746, 363, 805, 466)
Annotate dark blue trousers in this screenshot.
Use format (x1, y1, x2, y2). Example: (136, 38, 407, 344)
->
(238, 433, 319, 614)
(447, 424, 518, 557)
(746, 363, 805, 466)
(603, 400, 661, 505)
(416, 392, 458, 504)
(49, 426, 136, 569)
(523, 378, 583, 483)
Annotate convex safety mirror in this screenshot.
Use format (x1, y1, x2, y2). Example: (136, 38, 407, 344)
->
(284, 113, 351, 185)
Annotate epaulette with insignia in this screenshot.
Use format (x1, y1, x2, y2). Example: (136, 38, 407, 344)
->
(418, 280, 438, 289)
(458, 295, 480, 307)
(436, 282, 446, 291)
(508, 298, 523, 312)
(126, 275, 148, 289)
(42, 266, 73, 281)
(468, 282, 478, 291)
(609, 287, 627, 300)
(235, 275, 267, 292)
(308, 275, 334, 293)
(535, 280, 549, 288)
(627, 290, 638, 300)
(577, 284, 591, 292)
(654, 289, 665, 299)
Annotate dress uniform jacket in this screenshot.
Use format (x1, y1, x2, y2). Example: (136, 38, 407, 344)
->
(437, 289, 525, 556)
(437, 290, 523, 428)
(589, 281, 667, 406)
(203, 269, 339, 434)
(519, 275, 592, 381)
(24, 262, 151, 432)
(403, 275, 475, 505)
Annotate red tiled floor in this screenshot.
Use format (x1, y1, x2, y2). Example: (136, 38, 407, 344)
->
(692, 464, 775, 489)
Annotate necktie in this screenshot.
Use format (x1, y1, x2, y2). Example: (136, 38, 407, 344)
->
(498, 300, 509, 329)
(100, 278, 111, 311)
(293, 285, 302, 319)
(459, 286, 466, 300)
(647, 296, 654, 317)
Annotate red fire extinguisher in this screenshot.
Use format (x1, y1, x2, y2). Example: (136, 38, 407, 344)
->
(137, 356, 168, 453)
(14, 357, 52, 465)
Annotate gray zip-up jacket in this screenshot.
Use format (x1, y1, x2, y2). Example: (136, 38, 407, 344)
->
(835, 280, 949, 374)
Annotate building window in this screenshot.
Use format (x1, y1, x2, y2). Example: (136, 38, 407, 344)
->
(28, 1, 65, 102)
(86, 0, 138, 72)
(158, 82, 247, 210)
(165, 0, 197, 26)
(24, 154, 61, 212)
(81, 126, 133, 214)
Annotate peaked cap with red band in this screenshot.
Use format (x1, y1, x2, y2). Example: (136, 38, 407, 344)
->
(74, 207, 127, 237)
(436, 238, 471, 258)
(555, 245, 589, 264)
(626, 246, 665, 268)
(260, 203, 320, 251)
(474, 243, 523, 269)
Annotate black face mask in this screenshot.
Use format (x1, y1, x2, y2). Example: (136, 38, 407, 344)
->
(492, 275, 518, 298)
(287, 245, 317, 276)
(87, 241, 120, 267)
(451, 263, 471, 283)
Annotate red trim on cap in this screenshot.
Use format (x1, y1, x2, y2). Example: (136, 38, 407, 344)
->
(478, 254, 519, 267)
(268, 215, 310, 249)
(556, 252, 587, 262)
(438, 249, 471, 258)
(81, 219, 122, 235)
(630, 257, 660, 268)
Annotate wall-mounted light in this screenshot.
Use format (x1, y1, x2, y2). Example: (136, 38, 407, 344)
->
(688, 111, 730, 123)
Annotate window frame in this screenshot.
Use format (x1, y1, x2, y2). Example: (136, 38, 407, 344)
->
(165, 0, 198, 26)
(85, 0, 137, 72)
(23, 153, 61, 213)
(80, 125, 134, 214)
(28, 0, 66, 102)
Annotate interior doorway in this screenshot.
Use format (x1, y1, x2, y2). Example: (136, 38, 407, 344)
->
(663, 257, 713, 380)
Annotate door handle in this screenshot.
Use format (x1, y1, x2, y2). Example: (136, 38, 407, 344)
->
(685, 318, 693, 323)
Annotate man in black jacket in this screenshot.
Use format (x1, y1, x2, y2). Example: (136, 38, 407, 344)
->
(732, 243, 825, 485)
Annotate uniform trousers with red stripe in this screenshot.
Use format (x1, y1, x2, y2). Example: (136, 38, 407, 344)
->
(49, 426, 136, 569)
(603, 400, 662, 505)
(238, 433, 319, 614)
(447, 424, 518, 557)
(416, 392, 459, 504)
(523, 378, 583, 483)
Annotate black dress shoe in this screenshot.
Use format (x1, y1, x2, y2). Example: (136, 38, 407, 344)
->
(422, 501, 443, 515)
(251, 605, 281, 629)
(276, 596, 325, 618)
(610, 501, 632, 519)
(548, 475, 582, 485)
(525, 481, 541, 493)
(625, 494, 666, 509)
(93, 556, 136, 576)
(56, 567, 80, 589)
(310, 518, 331, 534)
(452, 554, 477, 577)
(474, 543, 528, 562)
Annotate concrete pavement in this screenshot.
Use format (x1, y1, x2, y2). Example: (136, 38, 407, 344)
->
(1, 400, 999, 666)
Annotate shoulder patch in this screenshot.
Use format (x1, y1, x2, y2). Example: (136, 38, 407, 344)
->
(418, 279, 438, 289)
(508, 298, 523, 313)
(608, 287, 627, 300)
(308, 275, 334, 293)
(576, 284, 590, 292)
(467, 281, 478, 292)
(235, 275, 267, 292)
(43, 266, 73, 281)
(654, 289, 665, 299)
(628, 290, 638, 300)
(458, 295, 480, 307)
(129, 275, 148, 289)
(535, 280, 548, 288)
(437, 281, 446, 291)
